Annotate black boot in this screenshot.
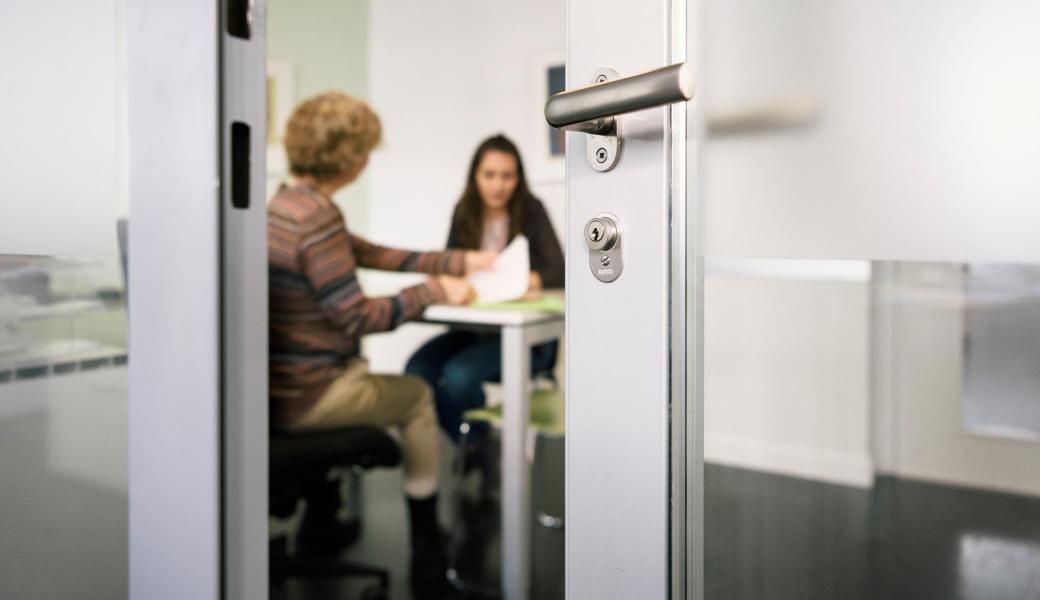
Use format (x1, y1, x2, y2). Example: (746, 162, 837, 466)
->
(408, 493, 465, 600)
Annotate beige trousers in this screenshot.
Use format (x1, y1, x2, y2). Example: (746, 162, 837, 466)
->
(288, 359, 440, 497)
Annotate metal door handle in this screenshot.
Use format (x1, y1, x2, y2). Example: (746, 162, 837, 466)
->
(544, 63, 694, 171)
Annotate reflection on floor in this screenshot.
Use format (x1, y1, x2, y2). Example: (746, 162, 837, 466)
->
(270, 462, 565, 600)
(272, 463, 1040, 600)
(706, 465, 1040, 600)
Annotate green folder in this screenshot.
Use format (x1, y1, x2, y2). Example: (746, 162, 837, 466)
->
(470, 295, 565, 313)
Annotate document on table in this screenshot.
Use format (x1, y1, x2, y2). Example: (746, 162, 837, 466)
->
(468, 235, 529, 303)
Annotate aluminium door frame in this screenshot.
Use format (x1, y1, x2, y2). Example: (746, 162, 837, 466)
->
(563, 0, 703, 598)
(220, 0, 269, 598)
(128, 1, 268, 598)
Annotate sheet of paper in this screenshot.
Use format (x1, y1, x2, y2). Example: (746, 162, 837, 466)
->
(468, 235, 529, 303)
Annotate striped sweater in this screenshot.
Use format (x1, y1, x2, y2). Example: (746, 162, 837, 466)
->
(268, 184, 465, 424)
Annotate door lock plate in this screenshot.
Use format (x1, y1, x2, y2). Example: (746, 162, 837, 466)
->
(586, 68, 621, 172)
(584, 213, 623, 283)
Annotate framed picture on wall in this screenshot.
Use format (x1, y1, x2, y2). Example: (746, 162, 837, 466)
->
(266, 60, 295, 179)
(529, 51, 566, 183)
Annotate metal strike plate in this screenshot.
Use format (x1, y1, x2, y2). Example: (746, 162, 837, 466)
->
(586, 68, 621, 172)
(584, 213, 623, 283)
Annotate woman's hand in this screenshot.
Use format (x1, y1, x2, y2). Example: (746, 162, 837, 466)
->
(527, 271, 543, 293)
(436, 275, 476, 305)
(464, 250, 497, 275)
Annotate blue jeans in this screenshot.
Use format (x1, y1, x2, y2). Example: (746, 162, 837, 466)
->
(404, 331, 559, 440)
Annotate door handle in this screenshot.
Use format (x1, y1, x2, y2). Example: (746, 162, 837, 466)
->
(544, 63, 694, 171)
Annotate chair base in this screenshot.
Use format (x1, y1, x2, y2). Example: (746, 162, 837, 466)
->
(269, 536, 390, 597)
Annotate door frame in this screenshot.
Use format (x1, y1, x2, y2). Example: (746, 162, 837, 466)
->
(563, 0, 702, 598)
(128, 1, 268, 598)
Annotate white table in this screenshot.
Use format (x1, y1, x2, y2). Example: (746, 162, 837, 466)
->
(420, 301, 565, 600)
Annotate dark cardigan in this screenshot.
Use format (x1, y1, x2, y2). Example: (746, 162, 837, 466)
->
(446, 197, 565, 288)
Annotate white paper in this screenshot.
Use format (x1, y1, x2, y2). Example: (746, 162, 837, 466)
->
(468, 235, 530, 303)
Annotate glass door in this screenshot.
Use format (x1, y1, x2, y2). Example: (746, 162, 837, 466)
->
(0, 2, 131, 598)
(1, 2, 268, 599)
(693, 2, 1040, 599)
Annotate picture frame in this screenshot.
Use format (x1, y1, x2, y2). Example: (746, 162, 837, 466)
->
(266, 59, 296, 179)
(528, 50, 566, 184)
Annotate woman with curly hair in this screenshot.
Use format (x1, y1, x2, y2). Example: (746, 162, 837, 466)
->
(268, 91, 493, 598)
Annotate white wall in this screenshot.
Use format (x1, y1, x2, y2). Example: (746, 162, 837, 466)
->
(267, 0, 371, 230)
(704, 263, 874, 488)
(367, 0, 565, 248)
(703, 259, 1040, 496)
(873, 263, 1040, 497)
(363, 0, 566, 372)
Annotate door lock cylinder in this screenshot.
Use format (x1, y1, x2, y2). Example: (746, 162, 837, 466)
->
(583, 213, 623, 283)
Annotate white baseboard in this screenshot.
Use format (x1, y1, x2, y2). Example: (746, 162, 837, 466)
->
(705, 432, 874, 488)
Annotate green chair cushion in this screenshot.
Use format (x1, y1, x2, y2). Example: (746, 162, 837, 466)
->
(462, 388, 565, 437)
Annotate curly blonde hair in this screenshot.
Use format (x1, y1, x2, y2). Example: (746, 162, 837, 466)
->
(284, 91, 382, 182)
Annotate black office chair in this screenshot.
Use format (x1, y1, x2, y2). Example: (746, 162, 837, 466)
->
(269, 425, 400, 600)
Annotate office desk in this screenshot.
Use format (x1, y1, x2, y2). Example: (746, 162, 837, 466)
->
(420, 299, 564, 600)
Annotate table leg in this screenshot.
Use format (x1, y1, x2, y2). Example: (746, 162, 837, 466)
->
(501, 325, 531, 600)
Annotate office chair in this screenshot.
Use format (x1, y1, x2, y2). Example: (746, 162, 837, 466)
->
(269, 425, 400, 600)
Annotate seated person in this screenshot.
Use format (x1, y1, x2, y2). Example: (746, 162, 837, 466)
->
(268, 91, 494, 598)
(405, 134, 565, 440)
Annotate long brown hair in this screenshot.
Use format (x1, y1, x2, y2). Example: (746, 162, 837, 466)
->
(452, 134, 535, 249)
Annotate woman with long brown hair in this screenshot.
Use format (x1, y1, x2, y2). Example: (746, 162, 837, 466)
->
(405, 134, 564, 440)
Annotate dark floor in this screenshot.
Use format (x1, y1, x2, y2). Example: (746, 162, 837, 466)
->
(272, 462, 1040, 600)
(706, 466, 1040, 600)
(270, 434, 566, 600)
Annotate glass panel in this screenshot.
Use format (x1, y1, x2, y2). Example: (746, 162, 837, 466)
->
(698, 2, 1040, 598)
(702, 259, 1040, 599)
(0, 1, 129, 598)
(963, 264, 1040, 441)
(699, 0, 1040, 263)
(0, 257, 128, 599)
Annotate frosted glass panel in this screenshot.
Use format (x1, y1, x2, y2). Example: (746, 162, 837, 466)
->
(0, 257, 128, 599)
(0, 0, 127, 257)
(698, 4, 1040, 598)
(699, 0, 1040, 262)
(0, 1, 128, 598)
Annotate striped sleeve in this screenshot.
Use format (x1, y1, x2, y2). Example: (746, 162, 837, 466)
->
(349, 233, 466, 275)
(300, 213, 446, 336)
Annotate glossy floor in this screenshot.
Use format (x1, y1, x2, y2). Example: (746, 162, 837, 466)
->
(273, 463, 1040, 600)
(706, 466, 1040, 600)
